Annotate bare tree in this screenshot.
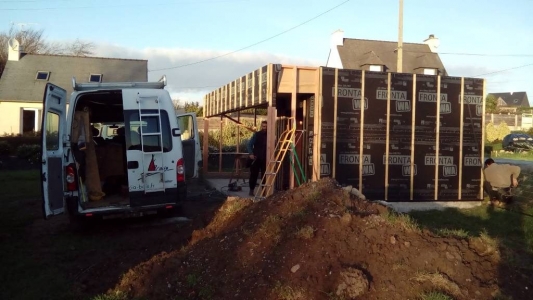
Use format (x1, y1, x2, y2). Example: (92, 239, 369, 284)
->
(0, 26, 94, 78)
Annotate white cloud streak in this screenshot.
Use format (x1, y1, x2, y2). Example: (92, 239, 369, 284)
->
(93, 43, 322, 103)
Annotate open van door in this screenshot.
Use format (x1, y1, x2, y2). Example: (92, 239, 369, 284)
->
(177, 113, 201, 179)
(41, 83, 67, 219)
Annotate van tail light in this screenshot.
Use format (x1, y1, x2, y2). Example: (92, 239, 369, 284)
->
(176, 158, 185, 182)
(65, 164, 77, 191)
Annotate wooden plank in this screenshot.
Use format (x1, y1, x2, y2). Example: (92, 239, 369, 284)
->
(410, 74, 417, 200)
(266, 106, 277, 196)
(290, 66, 298, 188)
(203, 116, 209, 172)
(434, 75, 441, 200)
(332, 68, 338, 179)
(219, 115, 223, 173)
(384, 72, 392, 200)
(458, 77, 465, 199)
(359, 71, 366, 193)
(480, 78, 486, 199)
(313, 68, 323, 181)
(297, 68, 319, 93)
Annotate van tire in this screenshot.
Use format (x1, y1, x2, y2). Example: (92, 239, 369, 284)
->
(66, 197, 88, 231)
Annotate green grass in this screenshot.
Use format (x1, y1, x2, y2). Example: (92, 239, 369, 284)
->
(419, 291, 453, 300)
(0, 169, 41, 199)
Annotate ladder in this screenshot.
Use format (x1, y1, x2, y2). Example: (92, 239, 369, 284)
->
(137, 96, 165, 193)
(254, 119, 306, 200)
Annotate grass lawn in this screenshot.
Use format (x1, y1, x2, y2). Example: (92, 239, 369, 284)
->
(408, 168, 533, 281)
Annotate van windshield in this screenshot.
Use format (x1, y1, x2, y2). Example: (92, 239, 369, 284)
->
(124, 110, 172, 152)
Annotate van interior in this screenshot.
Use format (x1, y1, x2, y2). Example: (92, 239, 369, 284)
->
(72, 90, 130, 209)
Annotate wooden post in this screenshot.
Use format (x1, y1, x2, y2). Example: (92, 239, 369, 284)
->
(333, 68, 339, 180)
(219, 115, 223, 173)
(410, 74, 417, 200)
(290, 66, 298, 188)
(313, 68, 322, 181)
(266, 107, 277, 195)
(458, 77, 465, 199)
(384, 73, 392, 200)
(480, 79, 486, 199)
(203, 116, 209, 174)
(434, 75, 441, 201)
(359, 70, 365, 192)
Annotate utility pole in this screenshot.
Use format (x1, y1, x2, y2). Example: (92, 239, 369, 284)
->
(397, 0, 404, 73)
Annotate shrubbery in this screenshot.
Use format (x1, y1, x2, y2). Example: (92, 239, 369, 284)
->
(0, 141, 12, 155)
(485, 121, 511, 143)
(16, 144, 41, 164)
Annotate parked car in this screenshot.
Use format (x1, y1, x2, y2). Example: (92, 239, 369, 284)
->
(502, 133, 533, 152)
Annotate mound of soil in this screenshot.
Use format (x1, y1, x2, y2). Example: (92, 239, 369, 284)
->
(110, 179, 502, 299)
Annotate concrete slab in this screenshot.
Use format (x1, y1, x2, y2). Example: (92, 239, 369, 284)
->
(376, 200, 483, 213)
(204, 178, 253, 199)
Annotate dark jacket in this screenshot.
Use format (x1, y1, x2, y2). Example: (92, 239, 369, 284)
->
(247, 130, 267, 160)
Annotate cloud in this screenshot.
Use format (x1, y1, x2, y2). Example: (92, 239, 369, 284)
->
(93, 43, 322, 102)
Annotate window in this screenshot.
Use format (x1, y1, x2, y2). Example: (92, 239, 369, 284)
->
(21, 108, 40, 133)
(369, 65, 382, 72)
(45, 112, 60, 150)
(177, 115, 194, 141)
(89, 74, 102, 83)
(125, 110, 172, 152)
(423, 68, 437, 75)
(36, 71, 50, 80)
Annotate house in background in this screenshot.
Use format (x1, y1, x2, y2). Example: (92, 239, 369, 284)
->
(0, 39, 147, 135)
(327, 30, 447, 75)
(488, 92, 530, 113)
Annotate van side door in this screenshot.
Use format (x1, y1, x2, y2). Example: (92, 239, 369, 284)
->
(177, 113, 201, 178)
(41, 84, 67, 219)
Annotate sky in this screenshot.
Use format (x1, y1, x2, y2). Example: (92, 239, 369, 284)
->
(1, 0, 532, 106)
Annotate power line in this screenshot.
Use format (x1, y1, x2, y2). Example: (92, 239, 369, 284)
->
(0, 0, 247, 10)
(473, 63, 533, 77)
(405, 50, 533, 58)
(148, 0, 352, 72)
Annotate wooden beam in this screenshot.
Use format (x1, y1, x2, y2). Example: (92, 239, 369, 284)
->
(359, 70, 365, 193)
(203, 116, 209, 173)
(221, 114, 256, 132)
(458, 77, 465, 199)
(434, 75, 441, 200)
(384, 72, 392, 200)
(290, 66, 298, 188)
(410, 74, 417, 201)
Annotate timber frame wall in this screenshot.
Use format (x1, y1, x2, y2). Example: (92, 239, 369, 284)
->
(204, 64, 486, 201)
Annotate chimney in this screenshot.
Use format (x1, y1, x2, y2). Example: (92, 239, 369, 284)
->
(331, 29, 344, 49)
(8, 39, 23, 61)
(423, 34, 440, 53)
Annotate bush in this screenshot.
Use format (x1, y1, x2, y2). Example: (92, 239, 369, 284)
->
(0, 135, 40, 154)
(485, 121, 510, 143)
(0, 141, 13, 155)
(16, 144, 41, 164)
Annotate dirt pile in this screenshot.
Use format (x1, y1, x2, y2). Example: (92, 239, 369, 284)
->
(110, 179, 502, 299)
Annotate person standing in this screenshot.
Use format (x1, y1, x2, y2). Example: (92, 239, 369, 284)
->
(483, 158, 520, 203)
(247, 121, 268, 196)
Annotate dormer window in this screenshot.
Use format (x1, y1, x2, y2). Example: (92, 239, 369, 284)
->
(423, 68, 437, 75)
(369, 65, 383, 72)
(89, 74, 102, 83)
(36, 71, 50, 81)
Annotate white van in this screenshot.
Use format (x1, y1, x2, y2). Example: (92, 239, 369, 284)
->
(41, 77, 201, 223)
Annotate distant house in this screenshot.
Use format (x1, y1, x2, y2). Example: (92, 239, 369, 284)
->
(327, 30, 447, 75)
(488, 92, 530, 113)
(0, 39, 147, 135)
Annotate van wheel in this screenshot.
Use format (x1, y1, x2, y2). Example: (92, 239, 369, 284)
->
(66, 197, 88, 231)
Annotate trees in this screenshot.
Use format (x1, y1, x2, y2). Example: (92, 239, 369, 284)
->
(173, 100, 204, 117)
(0, 26, 94, 78)
(485, 94, 497, 113)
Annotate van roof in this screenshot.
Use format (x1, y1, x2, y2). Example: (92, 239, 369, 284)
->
(73, 75, 167, 91)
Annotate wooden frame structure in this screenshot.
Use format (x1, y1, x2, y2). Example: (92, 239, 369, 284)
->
(204, 64, 486, 201)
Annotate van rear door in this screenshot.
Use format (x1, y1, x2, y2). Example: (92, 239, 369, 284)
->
(41, 84, 67, 219)
(177, 113, 201, 178)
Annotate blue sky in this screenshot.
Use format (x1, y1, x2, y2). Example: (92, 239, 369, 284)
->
(1, 0, 532, 105)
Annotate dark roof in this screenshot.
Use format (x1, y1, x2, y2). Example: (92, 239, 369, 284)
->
(0, 54, 148, 102)
(337, 39, 447, 75)
(489, 92, 529, 107)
